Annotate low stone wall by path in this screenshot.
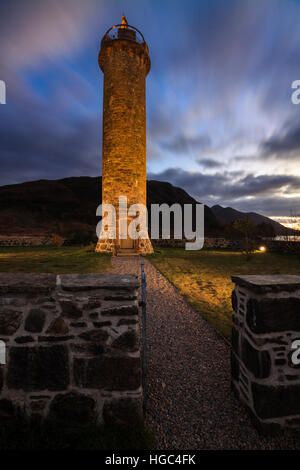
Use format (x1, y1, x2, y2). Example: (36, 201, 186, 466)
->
(0, 273, 142, 427)
(231, 275, 300, 434)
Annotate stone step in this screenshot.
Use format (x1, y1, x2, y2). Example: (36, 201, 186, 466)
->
(116, 250, 140, 258)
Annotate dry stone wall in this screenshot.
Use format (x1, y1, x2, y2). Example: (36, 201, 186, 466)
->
(0, 273, 142, 427)
(152, 238, 244, 249)
(231, 275, 300, 433)
(0, 236, 52, 247)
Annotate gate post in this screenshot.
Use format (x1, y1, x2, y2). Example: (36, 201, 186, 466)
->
(231, 274, 300, 434)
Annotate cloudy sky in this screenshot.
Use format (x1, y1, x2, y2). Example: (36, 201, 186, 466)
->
(0, 0, 300, 216)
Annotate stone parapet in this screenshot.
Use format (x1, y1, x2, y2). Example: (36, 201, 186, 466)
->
(231, 274, 300, 433)
(0, 273, 142, 427)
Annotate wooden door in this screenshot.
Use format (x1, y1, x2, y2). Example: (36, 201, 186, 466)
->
(120, 218, 134, 249)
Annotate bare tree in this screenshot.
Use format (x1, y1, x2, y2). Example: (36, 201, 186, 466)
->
(233, 217, 255, 261)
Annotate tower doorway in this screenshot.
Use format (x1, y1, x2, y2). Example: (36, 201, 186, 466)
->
(119, 217, 134, 249)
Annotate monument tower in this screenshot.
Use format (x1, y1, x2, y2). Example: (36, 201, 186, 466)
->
(96, 16, 153, 255)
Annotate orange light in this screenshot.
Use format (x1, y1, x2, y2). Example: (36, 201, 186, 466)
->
(259, 246, 266, 252)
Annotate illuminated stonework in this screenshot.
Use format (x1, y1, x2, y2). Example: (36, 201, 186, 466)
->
(96, 18, 153, 255)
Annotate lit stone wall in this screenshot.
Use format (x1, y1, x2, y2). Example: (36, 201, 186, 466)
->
(231, 275, 300, 434)
(0, 273, 142, 427)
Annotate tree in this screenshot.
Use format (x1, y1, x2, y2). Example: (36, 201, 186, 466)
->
(233, 217, 255, 261)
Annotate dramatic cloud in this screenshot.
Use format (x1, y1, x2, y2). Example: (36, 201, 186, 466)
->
(149, 167, 300, 216)
(262, 123, 300, 158)
(0, 0, 97, 68)
(160, 134, 211, 154)
(197, 158, 223, 169)
(1, 0, 300, 214)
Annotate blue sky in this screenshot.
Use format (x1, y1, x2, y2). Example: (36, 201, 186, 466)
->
(0, 0, 300, 216)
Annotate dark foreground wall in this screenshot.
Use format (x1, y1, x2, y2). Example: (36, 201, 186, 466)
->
(0, 273, 142, 426)
(231, 275, 300, 433)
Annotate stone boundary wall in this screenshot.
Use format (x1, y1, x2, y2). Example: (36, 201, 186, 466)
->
(231, 275, 300, 433)
(153, 238, 300, 253)
(152, 238, 244, 249)
(0, 273, 142, 427)
(0, 236, 52, 247)
(1, 236, 299, 254)
(264, 239, 300, 254)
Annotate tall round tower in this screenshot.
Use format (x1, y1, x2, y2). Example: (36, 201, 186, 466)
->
(96, 16, 153, 255)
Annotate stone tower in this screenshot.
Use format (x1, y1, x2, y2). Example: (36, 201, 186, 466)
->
(96, 16, 153, 255)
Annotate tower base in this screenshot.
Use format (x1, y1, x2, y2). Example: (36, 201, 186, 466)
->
(95, 238, 154, 256)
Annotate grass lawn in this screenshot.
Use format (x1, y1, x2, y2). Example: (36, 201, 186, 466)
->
(149, 248, 300, 340)
(0, 246, 112, 273)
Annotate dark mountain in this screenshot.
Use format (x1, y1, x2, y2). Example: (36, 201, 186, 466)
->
(211, 204, 294, 235)
(0, 177, 220, 241)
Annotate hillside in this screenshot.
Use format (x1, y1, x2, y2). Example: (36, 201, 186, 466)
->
(211, 204, 293, 235)
(0, 177, 220, 242)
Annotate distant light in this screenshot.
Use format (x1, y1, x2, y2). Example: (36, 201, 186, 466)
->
(259, 246, 266, 252)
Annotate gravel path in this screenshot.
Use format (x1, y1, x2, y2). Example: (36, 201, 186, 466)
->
(108, 257, 300, 450)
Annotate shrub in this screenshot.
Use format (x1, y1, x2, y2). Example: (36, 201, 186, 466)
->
(51, 234, 65, 247)
(85, 242, 96, 252)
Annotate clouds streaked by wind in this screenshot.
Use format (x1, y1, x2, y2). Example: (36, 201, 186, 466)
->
(0, 0, 300, 215)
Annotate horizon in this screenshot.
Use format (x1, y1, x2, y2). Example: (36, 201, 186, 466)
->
(1, 0, 300, 217)
(1, 173, 300, 229)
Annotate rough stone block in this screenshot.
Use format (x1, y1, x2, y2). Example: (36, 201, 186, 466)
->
(0, 309, 22, 335)
(15, 336, 34, 344)
(74, 356, 141, 391)
(103, 397, 143, 426)
(60, 274, 139, 292)
(70, 322, 87, 328)
(59, 300, 82, 319)
(86, 298, 102, 309)
(78, 329, 109, 342)
(102, 304, 138, 316)
(252, 383, 300, 419)
(112, 330, 139, 352)
(232, 275, 300, 294)
(70, 343, 106, 355)
(0, 273, 56, 295)
(48, 392, 96, 426)
(25, 309, 46, 333)
(241, 337, 271, 379)
(247, 297, 300, 334)
(117, 318, 138, 326)
(8, 345, 69, 391)
(46, 317, 69, 335)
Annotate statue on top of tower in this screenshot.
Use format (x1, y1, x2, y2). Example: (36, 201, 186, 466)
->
(121, 14, 128, 28)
